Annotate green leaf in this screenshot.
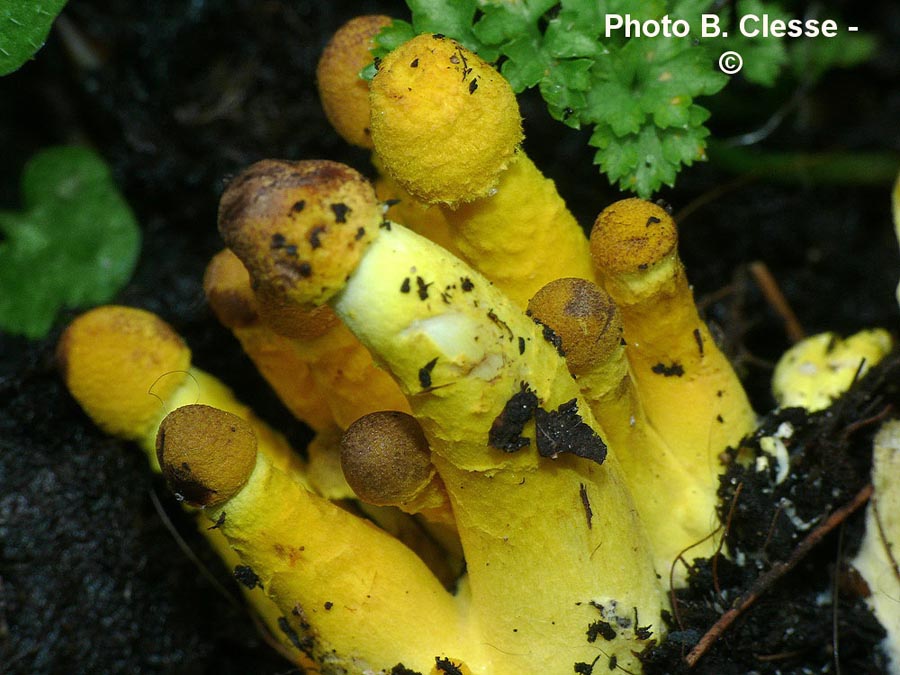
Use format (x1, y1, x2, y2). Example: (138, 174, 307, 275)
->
(0, 0, 69, 76)
(540, 59, 593, 128)
(789, 31, 877, 84)
(362, 19, 417, 79)
(407, 0, 481, 51)
(707, 0, 789, 86)
(0, 146, 141, 338)
(591, 120, 710, 197)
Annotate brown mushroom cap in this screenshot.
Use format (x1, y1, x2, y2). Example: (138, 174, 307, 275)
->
(156, 404, 257, 507)
(218, 159, 381, 309)
(340, 411, 435, 506)
(527, 278, 622, 376)
(317, 15, 393, 149)
(590, 198, 677, 276)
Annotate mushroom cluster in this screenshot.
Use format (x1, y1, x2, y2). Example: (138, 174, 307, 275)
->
(57, 18, 900, 675)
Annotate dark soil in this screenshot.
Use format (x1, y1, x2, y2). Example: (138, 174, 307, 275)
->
(1, 1, 899, 674)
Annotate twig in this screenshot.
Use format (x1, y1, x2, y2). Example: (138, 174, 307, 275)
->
(748, 261, 805, 344)
(684, 483, 873, 669)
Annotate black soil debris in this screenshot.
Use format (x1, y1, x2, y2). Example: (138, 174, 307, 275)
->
(641, 350, 900, 674)
(233, 564, 262, 590)
(535, 399, 607, 465)
(489, 382, 538, 452)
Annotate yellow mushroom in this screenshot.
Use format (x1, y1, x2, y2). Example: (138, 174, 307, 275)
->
(590, 198, 757, 489)
(316, 15, 457, 252)
(527, 277, 721, 585)
(57, 304, 306, 480)
(219, 158, 665, 674)
(57, 305, 313, 666)
(316, 14, 392, 150)
(204, 248, 334, 430)
(157, 403, 472, 673)
(369, 33, 596, 306)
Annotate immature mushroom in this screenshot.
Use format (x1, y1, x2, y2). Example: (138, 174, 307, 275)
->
(316, 15, 457, 253)
(528, 278, 721, 584)
(590, 198, 757, 481)
(57, 305, 306, 479)
(156, 402, 471, 673)
(341, 411, 454, 525)
(57, 306, 316, 666)
(369, 34, 596, 306)
(220, 158, 665, 674)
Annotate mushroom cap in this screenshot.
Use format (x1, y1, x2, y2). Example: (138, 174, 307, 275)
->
(57, 305, 191, 440)
(156, 404, 258, 507)
(218, 159, 381, 309)
(527, 278, 622, 376)
(316, 15, 392, 149)
(590, 198, 677, 275)
(340, 411, 435, 506)
(369, 33, 522, 205)
(203, 248, 260, 330)
(204, 248, 340, 339)
(772, 329, 893, 412)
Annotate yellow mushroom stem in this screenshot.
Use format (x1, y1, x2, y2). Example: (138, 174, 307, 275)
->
(316, 15, 457, 252)
(590, 198, 757, 478)
(204, 247, 412, 429)
(369, 33, 596, 306)
(219, 158, 665, 674)
(527, 278, 722, 585)
(341, 411, 455, 525)
(57, 306, 314, 665)
(852, 420, 900, 672)
(156, 403, 472, 673)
